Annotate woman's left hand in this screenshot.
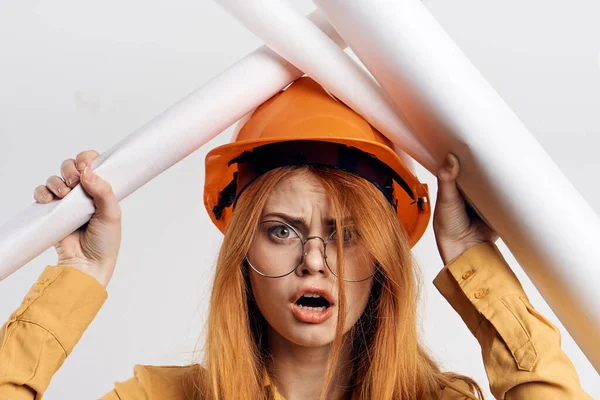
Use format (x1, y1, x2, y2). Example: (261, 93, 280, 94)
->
(433, 153, 499, 265)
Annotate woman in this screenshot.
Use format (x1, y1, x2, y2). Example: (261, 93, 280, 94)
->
(0, 77, 590, 399)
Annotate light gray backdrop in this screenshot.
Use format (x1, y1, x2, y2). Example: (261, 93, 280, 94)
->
(1, 1, 599, 398)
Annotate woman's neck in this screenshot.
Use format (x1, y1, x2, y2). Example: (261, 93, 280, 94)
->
(265, 327, 354, 400)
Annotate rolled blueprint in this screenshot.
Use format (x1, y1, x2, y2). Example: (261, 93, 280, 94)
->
(0, 11, 346, 281)
(214, 0, 437, 173)
(314, 0, 600, 371)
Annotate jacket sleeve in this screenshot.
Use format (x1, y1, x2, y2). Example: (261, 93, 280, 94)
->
(99, 364, 201, 400)
(433, 241, 592, 399)
(99, 365, 151, 400)
(0, 265, 107, 399)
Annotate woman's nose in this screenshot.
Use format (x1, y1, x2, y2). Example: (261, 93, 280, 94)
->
(295, 237, 328, 277)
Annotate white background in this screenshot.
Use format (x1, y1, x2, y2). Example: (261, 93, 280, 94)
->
(1, 1, 599, 398)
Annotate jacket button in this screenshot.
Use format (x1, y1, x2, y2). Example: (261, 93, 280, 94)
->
(474, 288, 488, 299)
(462, 270, 474, 280)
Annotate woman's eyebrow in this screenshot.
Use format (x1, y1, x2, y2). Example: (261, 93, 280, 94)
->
(324, 217, 354, 227)
(262, 212, 352, 228)
(262, 212, 308, 228)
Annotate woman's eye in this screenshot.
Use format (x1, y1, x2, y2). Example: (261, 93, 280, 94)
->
(342, 228, 353, 241)
(333, 227, 356, 242)
(268, 225, 295, 239)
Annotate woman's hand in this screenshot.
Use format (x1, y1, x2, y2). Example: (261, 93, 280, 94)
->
(33, 150, 122, 288)
(433, 153, 499, 265)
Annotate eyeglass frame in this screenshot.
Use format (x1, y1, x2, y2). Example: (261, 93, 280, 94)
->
(244, 219, 376, 282)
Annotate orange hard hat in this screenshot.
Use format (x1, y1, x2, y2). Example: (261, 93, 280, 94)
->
(204, 77, 430, 247)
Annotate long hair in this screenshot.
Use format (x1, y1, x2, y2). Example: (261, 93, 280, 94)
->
(196, 165, 483, 399)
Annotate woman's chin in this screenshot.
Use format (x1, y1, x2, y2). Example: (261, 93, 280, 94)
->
(270, 319, 334, 348)
(285, 330, 335, 348)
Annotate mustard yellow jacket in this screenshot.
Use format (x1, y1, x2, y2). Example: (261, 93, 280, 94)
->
(0, 242, 592, 399)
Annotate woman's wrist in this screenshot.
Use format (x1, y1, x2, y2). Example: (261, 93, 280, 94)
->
(57, 258, 111, 288)
(436, 240, 486, 266)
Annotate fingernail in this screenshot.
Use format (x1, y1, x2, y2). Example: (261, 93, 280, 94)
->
(84, 167, 95, 182)
(68, 176, 79, 186)
(444, 154, 454, 168)
(77, 162, 87, 171)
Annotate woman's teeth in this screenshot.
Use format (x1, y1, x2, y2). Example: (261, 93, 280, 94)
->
(297, 304, 327, 311)
(303, 293, 321, 298)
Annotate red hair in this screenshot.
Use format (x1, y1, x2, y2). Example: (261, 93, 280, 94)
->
(196, 166, 483, 399)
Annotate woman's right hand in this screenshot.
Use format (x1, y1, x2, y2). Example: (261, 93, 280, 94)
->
(33, 150, 122, 288)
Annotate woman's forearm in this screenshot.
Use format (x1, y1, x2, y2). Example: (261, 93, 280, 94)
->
(0, 265, 107, 399)
(433, 241, 592, 399)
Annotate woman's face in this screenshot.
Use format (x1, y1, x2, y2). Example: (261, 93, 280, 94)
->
(248, 171, 374, 348)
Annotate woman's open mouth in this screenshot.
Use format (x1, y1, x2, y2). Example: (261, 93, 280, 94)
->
(290, 292, 334, 323)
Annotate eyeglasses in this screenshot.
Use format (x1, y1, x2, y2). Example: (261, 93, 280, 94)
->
(245, 220, 376, 282)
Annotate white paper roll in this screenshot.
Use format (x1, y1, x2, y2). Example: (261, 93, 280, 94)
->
(0, 10, 346, 281)
(214, 0, 437, 173)
(314, 0, 600, 371)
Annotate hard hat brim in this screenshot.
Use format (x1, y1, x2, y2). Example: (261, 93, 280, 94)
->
(204, 136, 430, 247)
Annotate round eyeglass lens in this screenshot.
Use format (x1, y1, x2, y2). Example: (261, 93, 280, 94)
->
(324, 227, 376, 282)
(246, 220, 376, 282)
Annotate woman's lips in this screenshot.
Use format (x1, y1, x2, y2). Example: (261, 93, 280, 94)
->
(290, 302, 334, 323)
